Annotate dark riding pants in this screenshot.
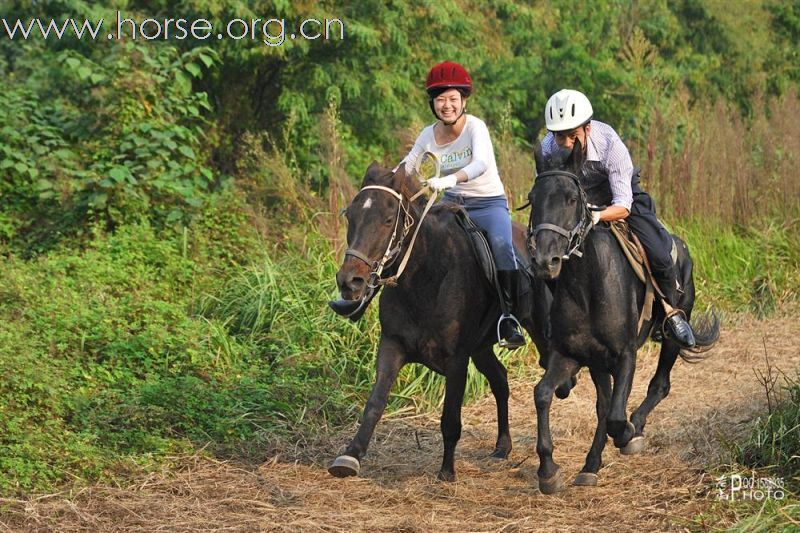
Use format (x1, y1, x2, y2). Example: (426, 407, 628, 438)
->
(626, 192, 677, 301)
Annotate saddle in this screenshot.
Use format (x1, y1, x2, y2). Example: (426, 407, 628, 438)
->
(452, 206, 531, 307)
(608, 220, 678, 335)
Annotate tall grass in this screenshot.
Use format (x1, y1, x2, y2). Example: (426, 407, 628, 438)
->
(633, 90, 800, 226)
(674, 221, 800, 314)
(200, 227, 541, 418)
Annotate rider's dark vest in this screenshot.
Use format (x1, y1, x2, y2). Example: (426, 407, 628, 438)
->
(581, 161, 644, 207)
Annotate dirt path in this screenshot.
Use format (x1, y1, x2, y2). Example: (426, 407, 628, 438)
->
(3, 313, 799, 532)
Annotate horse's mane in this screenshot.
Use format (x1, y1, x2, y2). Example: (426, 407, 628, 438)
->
(361, 161, 428, 210)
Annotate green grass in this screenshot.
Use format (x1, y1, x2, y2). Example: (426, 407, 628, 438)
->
(671, 219, 800, 315)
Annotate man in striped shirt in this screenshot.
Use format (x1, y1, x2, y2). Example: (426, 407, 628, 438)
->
(539, 89, 695, 348)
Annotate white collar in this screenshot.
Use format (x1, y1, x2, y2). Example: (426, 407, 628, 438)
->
(585, 126, 600, 162)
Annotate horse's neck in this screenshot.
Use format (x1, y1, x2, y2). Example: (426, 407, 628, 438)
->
(569, 229, 641, 305)
(558, 231, 614, 299)
(394, 211, 463, 287)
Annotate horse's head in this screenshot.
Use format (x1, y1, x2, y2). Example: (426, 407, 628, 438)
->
(527, 140, 590, 280)
(335, 161, 421, 306)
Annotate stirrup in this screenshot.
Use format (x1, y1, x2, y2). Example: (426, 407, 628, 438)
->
(497, 314, 524, 349)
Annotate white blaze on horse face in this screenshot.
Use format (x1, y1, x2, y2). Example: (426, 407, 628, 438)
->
(362, 197, 373, 210)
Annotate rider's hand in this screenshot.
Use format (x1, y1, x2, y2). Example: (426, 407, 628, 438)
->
(427, 175, 458, 191)
(586, 204, 603, 226)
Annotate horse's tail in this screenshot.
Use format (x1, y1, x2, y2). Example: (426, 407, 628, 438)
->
(678, 309, 721, 363)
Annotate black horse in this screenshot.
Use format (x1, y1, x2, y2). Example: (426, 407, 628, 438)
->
(526, 142, 720, 494)
(328, 161, 555, 481)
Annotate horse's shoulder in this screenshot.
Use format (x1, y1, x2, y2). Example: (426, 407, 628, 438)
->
(588, 226, 628, 259)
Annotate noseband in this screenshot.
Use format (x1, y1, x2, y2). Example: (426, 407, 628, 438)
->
(527, 170, 593, 260)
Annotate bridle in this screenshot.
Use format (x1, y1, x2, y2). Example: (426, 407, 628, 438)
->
(345, 185, 414, 288)
(527, 170, 593, 260)
(344, 179, 437, 289)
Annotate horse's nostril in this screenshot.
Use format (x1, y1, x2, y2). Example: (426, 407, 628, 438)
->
(350, 276, 365, 289)
(550, 256, 561, 267)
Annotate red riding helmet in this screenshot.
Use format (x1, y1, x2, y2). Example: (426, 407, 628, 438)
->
(425, 61, 473, 96)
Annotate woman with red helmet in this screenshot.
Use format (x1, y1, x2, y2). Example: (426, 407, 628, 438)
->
(403, 61, 525, 349)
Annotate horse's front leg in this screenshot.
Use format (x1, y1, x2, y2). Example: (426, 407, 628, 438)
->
(329, 337, 405, 477)
(438, 357, 469, 481)
(574, 368, 611, 486)
(606, 350, 637, 449)
(534, 353, 579, 494)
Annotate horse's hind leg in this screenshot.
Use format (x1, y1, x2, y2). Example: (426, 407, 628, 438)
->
(534, 353, 580, 494)
(329, 338, 405, 477)
(438, 358, 469, 481)
(574, 368, 611, 486)
(626, 340, 681, 453)
(472, 348, 511, 459)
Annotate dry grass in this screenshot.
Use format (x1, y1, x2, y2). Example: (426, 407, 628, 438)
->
(2, 310, 799, 532)
(634, 90, 800, 226)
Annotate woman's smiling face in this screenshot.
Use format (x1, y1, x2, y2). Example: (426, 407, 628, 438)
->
(433, 88, 465, 122)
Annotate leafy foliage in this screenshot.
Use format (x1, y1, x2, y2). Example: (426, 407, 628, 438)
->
(1, 9, 219, 252)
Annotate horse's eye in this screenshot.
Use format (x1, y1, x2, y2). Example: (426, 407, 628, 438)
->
(383, 216, 394, 226)
(567, 196, 577, 206)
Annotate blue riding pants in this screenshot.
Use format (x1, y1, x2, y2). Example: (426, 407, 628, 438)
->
(443, 193, 517, 270)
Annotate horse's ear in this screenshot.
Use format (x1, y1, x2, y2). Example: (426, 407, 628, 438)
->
(390, 161, 406, 188)
(363, 161, 383, 185)
(567, 139, 585, 175)
(391, 161, 422, 198)
(533, 142, 545, 175)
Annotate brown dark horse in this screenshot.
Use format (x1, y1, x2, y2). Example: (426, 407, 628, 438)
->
(328, 162, 556, 481)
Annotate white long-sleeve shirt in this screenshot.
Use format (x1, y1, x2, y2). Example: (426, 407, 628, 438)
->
(403, 115, 506, 198)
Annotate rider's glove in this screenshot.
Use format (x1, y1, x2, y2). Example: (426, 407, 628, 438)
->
(587, 204, 603, 226)
(427, 175, 458, 191)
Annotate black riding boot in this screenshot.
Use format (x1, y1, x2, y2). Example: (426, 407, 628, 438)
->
(497, 270, 525, 349)
(654, 266, 695, 348)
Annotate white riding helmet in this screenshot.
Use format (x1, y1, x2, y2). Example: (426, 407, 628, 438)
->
(545, 89, 593, 132)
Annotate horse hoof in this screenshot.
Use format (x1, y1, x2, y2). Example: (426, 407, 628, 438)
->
(555, 375, 578, 399)
(620, 435, 646, 455)
(612, 421, 637, 448)
(538, 469, 565, 495)
(328, 455, 360, 477)
(489, 447, 511, 460)
(437, 470, 456, 482)
(572, 472, 598, 486)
